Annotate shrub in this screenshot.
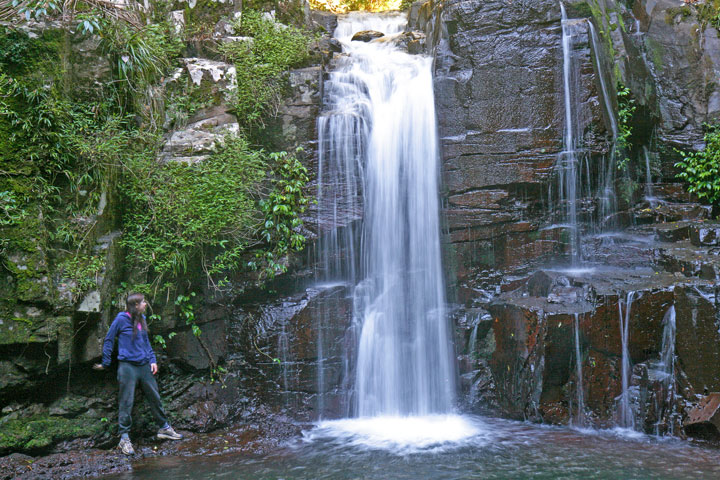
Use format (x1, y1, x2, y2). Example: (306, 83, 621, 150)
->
(675, 125, 720, 206)
(120, 134, 266, 284)
(218, 9, 311, 128)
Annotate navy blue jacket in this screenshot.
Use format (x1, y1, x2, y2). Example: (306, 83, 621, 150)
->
(102, 312, 157, 367)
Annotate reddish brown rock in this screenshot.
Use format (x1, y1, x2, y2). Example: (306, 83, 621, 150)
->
(684, 393, 720, 439)
(675, 286, 720, 393)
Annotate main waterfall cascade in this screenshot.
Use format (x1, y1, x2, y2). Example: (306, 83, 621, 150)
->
(315, 10, 462, 442)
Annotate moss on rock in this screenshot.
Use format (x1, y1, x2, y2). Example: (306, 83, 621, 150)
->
(0, 414, 107, 454)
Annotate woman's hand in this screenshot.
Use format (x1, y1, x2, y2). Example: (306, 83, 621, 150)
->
(92, 363, 105, 371)
(151, 363, 158, 375)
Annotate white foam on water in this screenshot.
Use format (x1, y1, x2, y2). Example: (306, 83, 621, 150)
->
(304, 415, 488, 454)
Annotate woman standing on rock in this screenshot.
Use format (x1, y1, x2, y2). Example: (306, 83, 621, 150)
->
(94, 293, 183, 455)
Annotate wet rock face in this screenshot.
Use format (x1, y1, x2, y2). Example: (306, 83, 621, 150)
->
(675, 286, 720, 393)
(684, 393, 720, 439)
(632, 0, 720, 149)
(411, 0, 610, 280)
(485, 276, 673, 426)
(233, 284, 355, 421)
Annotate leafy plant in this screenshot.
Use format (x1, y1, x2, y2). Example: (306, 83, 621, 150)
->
(218, 9, 311, 128)
(120, 134, 266, 286)
(0, 190, 27, 226)
(58, 254, 105, 299)
(675, 124, 720, 206)
(10, 0, 60, 21)
(249, 149, 309, 279)
(616, 83, 636, 171)
(99, 22, 174, 91)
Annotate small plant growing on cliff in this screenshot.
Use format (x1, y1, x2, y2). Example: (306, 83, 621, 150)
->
(675, 124, 720, 206)
(616, 83, 636, 171)
(248, 148, 310, 280)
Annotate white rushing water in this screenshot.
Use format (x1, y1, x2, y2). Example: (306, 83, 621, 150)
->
(643, 146, 658, 207)
(656, 305, 677, 435)
(314, 11, 464, 448)
(617, 291, 636, 429)
(559, 3, 582, 263)
(573, 313, 586, 427)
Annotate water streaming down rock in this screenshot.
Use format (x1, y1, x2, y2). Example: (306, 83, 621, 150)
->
(657, 305, 676, 435)
(557, 6, 620, 255)
(572, 313, 586, 427)
(617, 291, 636, 429)
(587, 20, 619, 230)
(643, 146, 657, 207)
(318, 12, 456, 418)
(558, 3, 583, 263)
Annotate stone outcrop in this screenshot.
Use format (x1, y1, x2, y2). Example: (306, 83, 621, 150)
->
(351, 30, 385, 42)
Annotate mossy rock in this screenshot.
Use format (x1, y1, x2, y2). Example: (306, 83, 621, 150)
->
(0, 414, 107, 454)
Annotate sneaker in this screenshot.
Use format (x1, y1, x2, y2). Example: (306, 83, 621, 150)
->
(118, 437, 135, 455)
(157, 425, 183, 440)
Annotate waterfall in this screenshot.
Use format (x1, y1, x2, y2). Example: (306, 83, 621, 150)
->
(318, 12, 455, 418)
(657, 305, 676, 435)
(557, 5, 621, 248)
(587, 22, 617, 139)
(573, 313, 586, 427)
(559, 3, 582, 263)
(617, 291, 635, 429)
(643, 146, 657, 207)
(587, 20, 619, 230)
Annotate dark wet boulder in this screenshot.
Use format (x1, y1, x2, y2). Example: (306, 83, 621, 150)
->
(689, 223, 720, 247)
(351, 30, 385, 42)
(684, 393, 720, 439)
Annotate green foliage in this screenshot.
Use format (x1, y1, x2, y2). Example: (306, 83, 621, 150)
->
(399, 0, 414, 11)
(0, 414, 106, 454)
(175, 292, 201, 336)
(10, 0, 61, 22)
(99, 21, 183, 101)
(0, 190, 27, 227)
(695, 0, 720, 31)
(675, 124, 720, 206)
(249, 149, 309, 279)
(0, 26, 41, 73)
(58, 254, 105, 299)
(0, 3, 311, 324)
(218, 9, 311, 128)
(164, 80, 216, 130)
(153, 331, 176, 349)
(121, 135, 266, 284)
(615, 83, 636, 171)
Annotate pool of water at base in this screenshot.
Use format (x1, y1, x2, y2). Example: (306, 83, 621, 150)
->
(106, 415, 720, 479)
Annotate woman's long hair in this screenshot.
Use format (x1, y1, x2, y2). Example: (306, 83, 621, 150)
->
(126, 293, 148, 338)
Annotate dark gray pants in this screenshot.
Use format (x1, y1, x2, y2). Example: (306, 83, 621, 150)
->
(117, 361, 168, 435)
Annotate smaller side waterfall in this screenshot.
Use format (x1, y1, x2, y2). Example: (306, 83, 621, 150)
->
(587, 22, 617, 139)
(558, 3, 583, 263)
(660, 306, 676, 379)
(643, 146, 657, 207)
(617, 291, 636, 429)
(656, 305, 677, 435)
(572, 313, 586, 427)
(587, 20, 620, 230)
